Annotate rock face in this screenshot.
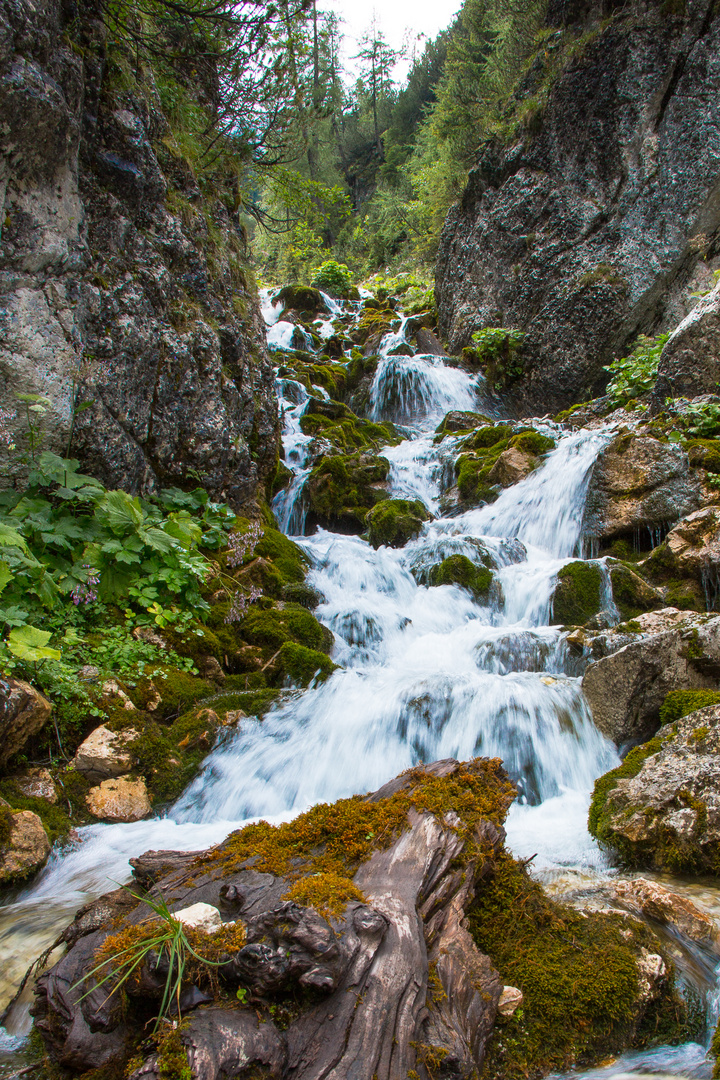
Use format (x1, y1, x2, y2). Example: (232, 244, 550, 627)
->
(435, 0, 720, 412)
(652, 281, 720, 410)
(582, 434, 700, 544)
(665, 507, 720, 584)
(582, 614, 720, 747)
(487, 446, 535, 487)
(0, 677, 53, 767)
(0, 0, 278, 506)
(0, 808, 51, 882)
(595, 705, 720, 872)
(85, 777, 151, 823)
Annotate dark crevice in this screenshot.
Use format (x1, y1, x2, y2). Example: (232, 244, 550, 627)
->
(654, 0, 717, 131)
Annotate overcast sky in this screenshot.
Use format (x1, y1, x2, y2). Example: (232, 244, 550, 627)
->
(315, 0, 463, 81)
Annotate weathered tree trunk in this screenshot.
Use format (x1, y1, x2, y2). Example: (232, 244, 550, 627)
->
(33, 759, 513, 1080)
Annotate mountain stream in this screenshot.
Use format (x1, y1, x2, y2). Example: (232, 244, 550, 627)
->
(1, 292, 719, 1078)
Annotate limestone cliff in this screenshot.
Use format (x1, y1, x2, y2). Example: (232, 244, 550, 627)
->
(435, 0, 720, 413)
(0, 0, 278, 507)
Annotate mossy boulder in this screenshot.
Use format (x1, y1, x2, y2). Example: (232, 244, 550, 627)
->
(122, 707, 222, 804)
(133, 668, 215, 721)
(305, 453, 391, 533)
(435, 411, 491, 439)
(239, 602, 331, 656)
(453, 424, 553, 505)
(588, 704, 720, 873)
(273, 285, 326, 314)
(509, 430, 555, 456)
(429, 554, 493, 601)
(551, 561, 602, 625)
(274, 642, 337, 686)
(365, 498, 430, 549)
(468, 853, 689, 1080)
(300, 408, 399, 455)
(609, 563, 665, 621)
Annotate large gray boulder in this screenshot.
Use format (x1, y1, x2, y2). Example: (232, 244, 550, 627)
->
(0, 0, 278, 506)
(435, 0, 720, 412)
(582, 615, 720, 747)
(652, 281, 720, 410)
(595, 704, 720, 872)
(582, 434, 700, 543)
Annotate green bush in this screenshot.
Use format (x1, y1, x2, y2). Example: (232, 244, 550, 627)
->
(603, 334, 669, 408)
(311, 260, 353, 297)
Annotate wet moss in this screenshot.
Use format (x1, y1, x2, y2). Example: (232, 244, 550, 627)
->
(469, 855, 681, 1080)
(463, 424, 513, 451)
(429, 554, 493, 601)
(305, 453, 390, 532)
(283, 871, 366, 920)
(275, 642, 337, 686)
(254, 527, 308, 587)
(206, 686, 283, 717)
(659, 689, 720, 725)
(239, 603, 330, 654)
(509, 431, 555, 455)
(552, 562, 602, 625)
(588, 737, 663, 852)
(365, 498, 430, 548)
(135, 668, 215, 721)
(208, 760, 516, 887)
(686, 438, 720, 474)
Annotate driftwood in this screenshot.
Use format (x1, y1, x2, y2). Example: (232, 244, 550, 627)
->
(33, 759, 514, 1080)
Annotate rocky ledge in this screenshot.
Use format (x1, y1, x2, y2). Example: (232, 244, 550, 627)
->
(33, 759, 689, 1080)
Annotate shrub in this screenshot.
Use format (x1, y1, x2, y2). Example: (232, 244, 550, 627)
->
(311, 260, 353, 297)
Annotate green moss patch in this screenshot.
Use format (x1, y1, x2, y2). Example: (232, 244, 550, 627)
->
(133, 668, 215, 720)
(365, 498, 430, 548)
(429, 554, 493, 600)
(509, 431, 555, 455)
(239, 602, 330, 655)
(300, 409, 399, 455)
(469, 855, 689, 1079)
(305, 453, 390, 532)
(609, 564, 664, 621)
(275, 642, 337, 686)
(125, 708, 221, 804)
(552, 562, 602, 625)
(659, 689, 720, 725)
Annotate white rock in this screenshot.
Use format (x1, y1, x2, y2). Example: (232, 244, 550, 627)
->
(172, 902, 222, 934)
(71, 724, 136, 781)
(497, 985, 523, 1017)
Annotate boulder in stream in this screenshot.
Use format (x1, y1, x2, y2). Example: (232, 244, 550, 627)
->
(0, 806, 51, 883)
(0, 677, 53, 768)
(33, 759, 690, 1080)
(582, 614, 720, 747)
(589, 704, 720, 873)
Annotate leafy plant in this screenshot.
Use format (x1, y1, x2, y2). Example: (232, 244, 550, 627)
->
(470, 327, 525, 390)
(311, 260, 353, 297)
(678, 401, 720, 438)
(603, 334, 670, 407)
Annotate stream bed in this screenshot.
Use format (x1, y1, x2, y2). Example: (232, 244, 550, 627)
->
(1, 290, 718, 1078)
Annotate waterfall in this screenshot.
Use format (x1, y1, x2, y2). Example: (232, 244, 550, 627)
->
(1, 289, 717, 1078)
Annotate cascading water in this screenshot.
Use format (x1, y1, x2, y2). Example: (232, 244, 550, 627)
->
(1, 291, 718, 1078)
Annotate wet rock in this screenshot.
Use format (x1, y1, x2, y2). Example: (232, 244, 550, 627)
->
(85, 777, 151, 822)
(636, 949, 667, 1004)
(0, 808, 51, 883)
(436, 411, 489, 435)
(14, 768, 58, 804)
(608, 563, 665, 621)
(486, 446, 536, 487)
(435, 2, 720, 413)
(100, 679, 136, 712)
(0, 677, 53, 767)
(551, 561, 602, 626)
(652, 281, 720, 409)
(71, 725, 137, 782)
(583, 435, 700, 543)
(582, 615, 720, 746)
(593, 705, 720, 872)
(612, 878, 720, 953)
(413, 327, 445, 356)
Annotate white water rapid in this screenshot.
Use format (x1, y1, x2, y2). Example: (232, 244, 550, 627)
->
(0, 290, 718, 1078)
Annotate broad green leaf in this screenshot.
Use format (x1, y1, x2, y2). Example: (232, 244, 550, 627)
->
(0, 605, 30, 626)
(7, 625, 61, 662)
(139, 527, 178, 554)
(163, 512, 202, 549)
(96, 490, 144, 532)
(0, 523, 29, 553)
(0, 561, 12, 595)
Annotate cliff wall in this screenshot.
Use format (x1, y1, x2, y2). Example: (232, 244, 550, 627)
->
(435, 0, 720, 412)
(0, 0, 278, 507)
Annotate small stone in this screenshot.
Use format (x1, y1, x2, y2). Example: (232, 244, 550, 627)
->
(78, 665, 100, 682)
(14, 768, 58, 804)
(172, 902, 223, 934)
(72, 725, 137, 781)
(199, 656, 225, 682)
(498, 985, 523, 1017)
(132, 626, 167, 649)
(221, 709, 245, 727)
(143, 681, 162, 712)
(85, 777, 151, 823)
(0, 809, 51, 882)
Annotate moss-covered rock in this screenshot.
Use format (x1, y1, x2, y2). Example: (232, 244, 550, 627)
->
(509, 430, 556, 455)
(133, 668, 214, 720)
(365, 498, 430, 549)
(468, 854, 691, 1080)
(124, 707, 222, 804)
(429, 554, 493, 600)
(300, 408, 399, 455)
(273, 285, 326, 314)
(274, 642, 337, 686)
(305, 453, 391, 533)
(239, 602, 331, 655)
(552, 561, 602, 625)
(609, 563, 665, 620)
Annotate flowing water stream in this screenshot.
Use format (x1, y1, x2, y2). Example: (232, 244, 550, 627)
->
(1, 292, 719, 1077)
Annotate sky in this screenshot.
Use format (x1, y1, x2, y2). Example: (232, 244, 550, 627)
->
(315, 0, 463, 82)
